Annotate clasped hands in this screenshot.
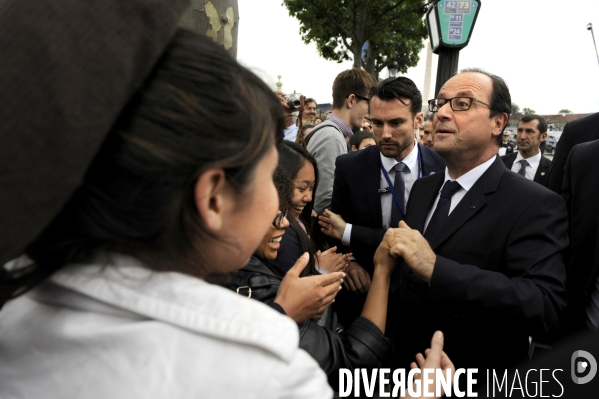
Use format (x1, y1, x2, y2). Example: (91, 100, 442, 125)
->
(384, 220, 437, 283)
(319, 209, 437, 284)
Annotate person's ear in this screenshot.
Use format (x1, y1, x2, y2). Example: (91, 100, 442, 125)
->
(351, 144, 358, 151)
(414, 111, 424, 128)
(492, 113, 509, 140)
(194, 168, 228, 232)
(345, 94, 355, 109)
(540, 132, 548, 142)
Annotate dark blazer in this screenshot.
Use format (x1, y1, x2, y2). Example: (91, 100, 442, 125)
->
(500, 151, 552, 186)
(547, 112, 599, 194)
(393, 156, 568, 371)
(500, 141, 514, 154)
(330, 144, 445, 273)
(561, 139, 599, 335)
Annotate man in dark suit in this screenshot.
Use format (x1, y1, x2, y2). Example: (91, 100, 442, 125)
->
(317, 77, 445, 324)
(499, 131, 514, 155)
(561, 139, 599, 335)
(547, 112, 599, 194)
(501, 114, 552, 186)
(387, 69, 568, 372)
(320, 77, 445, 282)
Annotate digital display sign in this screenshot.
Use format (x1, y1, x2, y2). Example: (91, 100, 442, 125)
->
(426, 0, 480, 52)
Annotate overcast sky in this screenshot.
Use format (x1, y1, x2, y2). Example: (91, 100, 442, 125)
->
(237, 0, 599, 115)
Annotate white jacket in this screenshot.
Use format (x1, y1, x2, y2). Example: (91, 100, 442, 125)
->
(0, 256, 332, 398)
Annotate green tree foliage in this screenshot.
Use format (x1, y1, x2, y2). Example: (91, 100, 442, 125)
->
(522, 107, 536, 115)
(511, 103, 520, 115)
(283, 0, 428, 78)
(558, 109, 572, 114)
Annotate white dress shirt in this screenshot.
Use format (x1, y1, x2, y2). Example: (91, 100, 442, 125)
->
(424, 156, 496, 233)
(511, 151, 542, 181)
(284, 123, 298, 142)
(342, 141, 419, 244)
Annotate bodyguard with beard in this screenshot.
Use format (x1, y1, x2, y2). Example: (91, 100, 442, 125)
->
(318, 77, 445, 325)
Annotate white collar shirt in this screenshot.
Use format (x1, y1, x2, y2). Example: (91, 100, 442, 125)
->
(380, 140, 419, 229)
(341, 141, 420, 244)
(424, 156, 496, 232)
(512, 151, 542, 181)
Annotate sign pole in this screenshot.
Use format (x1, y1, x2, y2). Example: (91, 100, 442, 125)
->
(434, 47, 460, 97)
(427, 0, 481, 96)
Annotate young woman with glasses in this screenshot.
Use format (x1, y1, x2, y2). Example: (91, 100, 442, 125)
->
(231, 166, 404, 390)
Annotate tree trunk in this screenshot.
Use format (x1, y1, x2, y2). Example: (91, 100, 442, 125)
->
(179, 0, 239, 58)
(353, 43, 363, 68)
(364, 43, 378, 78)
(352, 6, 366, 68)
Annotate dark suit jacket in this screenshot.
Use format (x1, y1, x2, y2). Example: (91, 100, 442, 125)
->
(331, 144, 445, 273)
(393, 156, 568, 371)
(501, 329, 599, 399)
(561, 139, 599, 334)
(547, 112, 599, 194)
(500, 151, 552, 186)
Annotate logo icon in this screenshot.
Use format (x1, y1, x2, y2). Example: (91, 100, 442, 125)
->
(571, 350, 597, 384)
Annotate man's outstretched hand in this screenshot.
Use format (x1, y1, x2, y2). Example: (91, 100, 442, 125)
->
(318, 209, 347, 240)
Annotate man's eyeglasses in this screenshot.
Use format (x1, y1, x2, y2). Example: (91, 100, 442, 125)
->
(428, 97, 492, 113)
(351, 94, 370, 103)
(272, 210, 288, 229)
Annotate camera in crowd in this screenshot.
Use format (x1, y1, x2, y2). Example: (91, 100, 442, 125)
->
(286, 93, 304, 110)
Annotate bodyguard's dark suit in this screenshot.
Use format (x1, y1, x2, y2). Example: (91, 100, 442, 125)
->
(330, 144, 444, 328)
(331, 144, 445, 273)
(500, 151, 552, 186)
(394, 156, 568, 371)
(561, 139, 599, 335)
(547, 112, 599, 194)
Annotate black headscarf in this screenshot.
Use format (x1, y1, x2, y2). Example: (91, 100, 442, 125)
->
(0, 0, 189, 265)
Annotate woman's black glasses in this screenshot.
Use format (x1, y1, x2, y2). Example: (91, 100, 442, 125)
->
(272, 210, 288, 228)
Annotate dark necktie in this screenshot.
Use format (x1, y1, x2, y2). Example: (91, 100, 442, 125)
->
(518, 159, 529, 176)
(390, 162, 408, 227)
(424, 180, 462, 241)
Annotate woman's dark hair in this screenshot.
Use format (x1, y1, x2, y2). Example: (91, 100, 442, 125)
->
(296, 123, 315, 147)
(278, 141, 318, 227)
(277, 141, 320, 275)
(348, 130, 375, 151)
(1, 29, 286, 302)
(273, 167, 293, 214)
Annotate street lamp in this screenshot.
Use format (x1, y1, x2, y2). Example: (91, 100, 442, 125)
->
(388, 61, 399, 78)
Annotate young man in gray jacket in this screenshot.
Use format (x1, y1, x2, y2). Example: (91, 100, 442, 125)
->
(307, 68, 377, 215)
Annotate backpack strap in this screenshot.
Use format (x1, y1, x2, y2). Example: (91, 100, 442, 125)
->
(304, 120, 342, 147)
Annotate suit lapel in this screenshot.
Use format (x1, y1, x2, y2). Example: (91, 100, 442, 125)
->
(406, 173, 444, 233)
(502, 152, 516, 169)
(365, 146, 383, 226)
(534, 156, 550, 183)
(429, 157, 505, 249)
(429, 182, 487, 249)
(418, 144, 440, 177)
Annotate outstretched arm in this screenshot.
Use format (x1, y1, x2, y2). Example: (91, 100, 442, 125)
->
(359, 229, 398, 333)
